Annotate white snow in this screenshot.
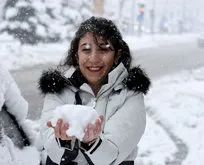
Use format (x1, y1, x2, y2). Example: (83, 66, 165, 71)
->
(16, 1, 28, 8)
(51, 104, 99, 141)
(136, 116, 177, 165)
(0, 136, 41, 165)
(135, 67, 204, 165)
(5, 8, 18, 19)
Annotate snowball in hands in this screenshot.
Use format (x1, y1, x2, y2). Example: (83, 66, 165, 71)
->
(50, 104, 99, 141)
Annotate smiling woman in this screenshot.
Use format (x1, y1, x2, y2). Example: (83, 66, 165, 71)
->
(39, 16, 151, 165)
(77, 32, 117, 95)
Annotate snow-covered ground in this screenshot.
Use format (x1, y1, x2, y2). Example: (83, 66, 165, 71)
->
(136, 67, 204, 165)
(1, 33, 203, 164)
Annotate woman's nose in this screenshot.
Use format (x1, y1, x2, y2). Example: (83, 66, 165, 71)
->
(89, 50, 101, 62)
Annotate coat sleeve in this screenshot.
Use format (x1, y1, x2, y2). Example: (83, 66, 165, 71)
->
(40, 94, 65, 164)
(81, 91, 146, 165)
(3, 68, 28, 123)
(40, 93, 77, 164)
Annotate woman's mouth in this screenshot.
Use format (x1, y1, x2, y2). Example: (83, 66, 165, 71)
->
(87, 67, 102, 71)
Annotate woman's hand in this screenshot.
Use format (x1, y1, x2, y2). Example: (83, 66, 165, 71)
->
(82, 115, 104, 143)
(47, 119, 74, 140)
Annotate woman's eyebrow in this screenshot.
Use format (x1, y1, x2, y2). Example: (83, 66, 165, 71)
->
(80, 43, 91, 47)
(99, 43, 109, 46)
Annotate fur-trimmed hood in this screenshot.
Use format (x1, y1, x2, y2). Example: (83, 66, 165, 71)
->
(38, 64, 151, 95)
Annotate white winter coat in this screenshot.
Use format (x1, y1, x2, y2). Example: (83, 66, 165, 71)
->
(39, 63, 150, 165)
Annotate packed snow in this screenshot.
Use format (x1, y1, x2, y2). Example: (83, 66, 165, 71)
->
(50, 104, 99, 140)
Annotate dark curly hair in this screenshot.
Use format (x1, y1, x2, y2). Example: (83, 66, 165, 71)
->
(60, 16, 132, 71)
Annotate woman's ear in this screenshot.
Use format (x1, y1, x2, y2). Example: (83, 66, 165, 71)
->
(114, 49, 122, 65)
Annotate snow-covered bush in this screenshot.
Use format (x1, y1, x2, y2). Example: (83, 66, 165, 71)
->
(0, 0, 93, 45)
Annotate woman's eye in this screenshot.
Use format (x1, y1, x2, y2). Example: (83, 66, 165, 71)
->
(99, 46, 113, 52)
(82, 48, 90, 52)
(99, 44, 113, 51)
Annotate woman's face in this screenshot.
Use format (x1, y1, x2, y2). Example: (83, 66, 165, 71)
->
(77, 32, 116, 88)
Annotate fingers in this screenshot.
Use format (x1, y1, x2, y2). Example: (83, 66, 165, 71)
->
(47, 121, 53, 128)
(55, 119, 62, 138)
(95, 118, 102, 134)
(99, 115, 104, 122)
(83, 116, 104, 143)
(88, 124, 94, 139)
(48, 115, 104, 142)
(83, 128, 89, 142)
(94, 115, 103, 133)
(60, 123, 69, 140)
(48, 119, 72, 140)
(83, 124, 93, 143)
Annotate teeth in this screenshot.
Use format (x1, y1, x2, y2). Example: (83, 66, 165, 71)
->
(89, 67, 101, 71)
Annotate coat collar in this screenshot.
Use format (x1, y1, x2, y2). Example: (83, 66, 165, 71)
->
(38, 63, 151, 95)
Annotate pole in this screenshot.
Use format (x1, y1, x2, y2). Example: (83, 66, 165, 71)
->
(181, 0, 186, 33)
(130, 0, 136, 34)
(118, 0, 124, 29)
(93, 0, 104, 16)
(150, 0, 155, 35)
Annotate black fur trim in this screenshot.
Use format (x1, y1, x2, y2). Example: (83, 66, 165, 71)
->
(39, 67, 151, 95)
(38, 69, 71, 94)
(123, 67, 151, 95)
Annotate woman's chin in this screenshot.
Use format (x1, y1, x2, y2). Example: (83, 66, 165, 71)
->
(87, 78, 102, 86)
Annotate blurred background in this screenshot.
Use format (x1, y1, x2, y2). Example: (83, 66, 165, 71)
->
(0, 0, 204, 45)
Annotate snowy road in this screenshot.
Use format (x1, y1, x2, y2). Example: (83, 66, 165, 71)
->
(147, 109, 188, 165)
(133, 41, 204, 80)
(11, 64, 51, 120)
